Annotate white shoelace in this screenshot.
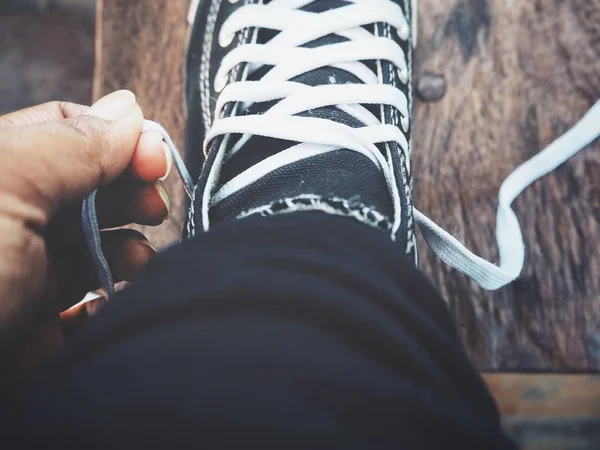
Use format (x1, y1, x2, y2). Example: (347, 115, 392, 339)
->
(200, 0, 600, 290)
(203, 0, 410, 233)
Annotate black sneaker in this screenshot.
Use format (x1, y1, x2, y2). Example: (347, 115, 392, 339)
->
(83, 1, 600, 295)
(183, 0, 599, 292)
(185, 0, 418, 261)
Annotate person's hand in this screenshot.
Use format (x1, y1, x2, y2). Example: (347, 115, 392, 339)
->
(0, 90, 172, 391)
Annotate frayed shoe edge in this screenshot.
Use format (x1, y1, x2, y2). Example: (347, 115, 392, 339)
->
(237, 194, 394, 234)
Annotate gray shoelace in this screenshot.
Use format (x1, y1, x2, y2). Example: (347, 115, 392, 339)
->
(81, 120, 194, 297)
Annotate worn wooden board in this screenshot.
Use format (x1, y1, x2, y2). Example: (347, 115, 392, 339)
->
(413, 0, 600, 371)
(94, 0, 189, 248)
(484, 374, 600, 449)
(485, 374, 600, 417)
(94, 0, 600, 371)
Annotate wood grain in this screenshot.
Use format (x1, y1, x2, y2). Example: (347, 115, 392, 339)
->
(94, 0, 189, 248)
(485, 374, 600, 417)
(484, 374, 600, 449)
(95, 0, 600, 371)
(413, 0, 600, 371)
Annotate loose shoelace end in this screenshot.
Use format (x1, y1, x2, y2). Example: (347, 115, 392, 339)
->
(81, 120, 194, 298)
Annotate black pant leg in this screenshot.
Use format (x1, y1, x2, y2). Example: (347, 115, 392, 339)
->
(8, 213, 517, 449)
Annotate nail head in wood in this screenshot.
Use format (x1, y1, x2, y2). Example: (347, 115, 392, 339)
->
(416, 73, 447, 102)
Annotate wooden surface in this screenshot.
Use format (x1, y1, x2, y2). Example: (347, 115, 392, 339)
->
(94, 0, 600, 372)
(484, 374, 600, 449)
(94, 0, 189, 248)
(414, 0, 600, 371)
(485, 374, 600, 417)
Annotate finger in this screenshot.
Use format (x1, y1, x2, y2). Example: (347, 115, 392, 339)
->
(54, 229, 155, 308)
(45, 180, 170, 246)
(128, 129, 172, 182)
(96, 180, 170, 229)
(0, 90, 143, 227)
(0, 101, 89, 129)
(60, 295, 107, 338)
(101, 229, 156, 283)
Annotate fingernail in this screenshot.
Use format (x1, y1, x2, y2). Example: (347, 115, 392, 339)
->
(159, 142, 173, 181)
(138, 238, 157, 253)
(154, 181, 171, 218)
(87, 90, 136, 121)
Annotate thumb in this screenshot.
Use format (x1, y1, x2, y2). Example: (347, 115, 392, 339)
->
(0, 90, 143, 223)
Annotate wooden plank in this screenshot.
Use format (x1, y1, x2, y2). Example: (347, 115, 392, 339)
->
(95, 0, 600, 370)
(413, 0, 600, 371)
(94, 0, 189, 248)
(503, 418, 600, 450)
(485, 374, 600, 417)
(484, 374, 600, 449)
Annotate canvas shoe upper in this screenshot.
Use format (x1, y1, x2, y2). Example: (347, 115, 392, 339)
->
(185, 0, 418, 261)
